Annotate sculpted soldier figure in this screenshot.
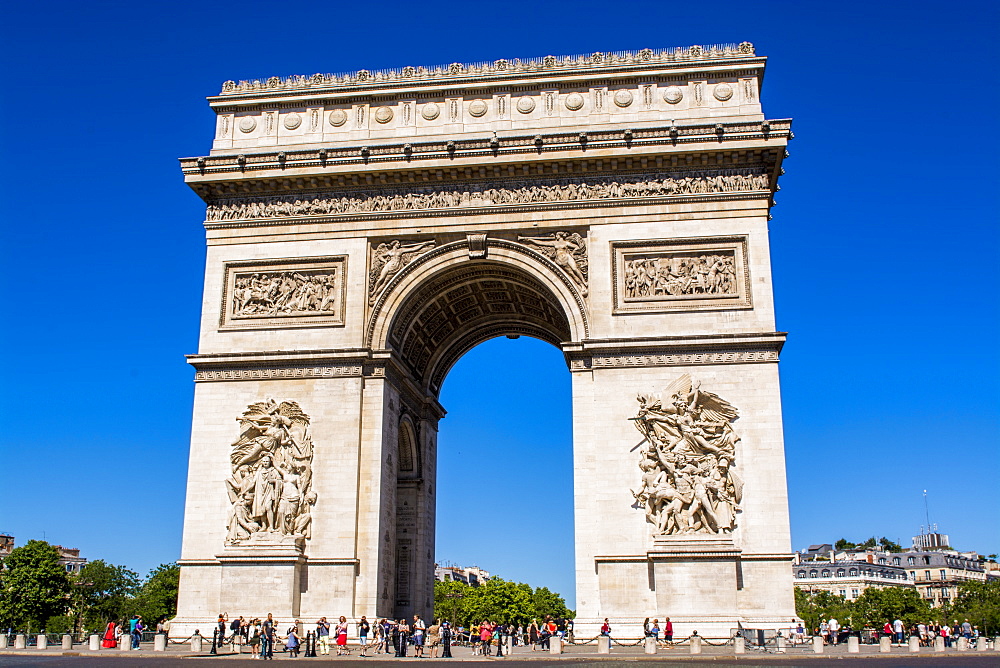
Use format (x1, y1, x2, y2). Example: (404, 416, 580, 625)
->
(369, 240, 435, 303)
(518, 231, 589, 296)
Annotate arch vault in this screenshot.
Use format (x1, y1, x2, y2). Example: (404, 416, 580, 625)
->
(175, 43, 797, 638)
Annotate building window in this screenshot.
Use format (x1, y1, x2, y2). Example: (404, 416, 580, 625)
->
(941, 588, 949, 597)
(797, 570, 805, 578)
(893, 557, 901, 565)
(908, 557, 915, 565)
(849, 568, 858, 576)
(923, 556, 931, 565)
(821, 570, 830, 577)
(810, 570, 817, 578)
(839, 589, 846, 597)
(851, 589, 859, 598)
(939, 569, 946, 579)
(924, 570, 931, 580)
(837, 569, 845, 577)
(878, 558, 887, 564)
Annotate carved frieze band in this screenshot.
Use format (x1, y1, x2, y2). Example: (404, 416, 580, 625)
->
(569, 347, 778, 371)
(195, 364, 364, 382)
(220, 256, 347, 329)
(205, 169, 770, 222)
(612, 236, 751, 313)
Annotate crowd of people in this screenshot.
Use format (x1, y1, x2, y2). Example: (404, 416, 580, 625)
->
(99, 615, 166, 650)
(795, 617, 984, 646)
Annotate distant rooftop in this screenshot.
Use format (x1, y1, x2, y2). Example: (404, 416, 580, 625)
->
(218, 43, 758, 96)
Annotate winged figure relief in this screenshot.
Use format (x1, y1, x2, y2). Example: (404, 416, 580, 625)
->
(368, 240, 436, 304)
(225, 399, 317, 544)
(517, 231, 588, 296)
(630, 375, 743, 536)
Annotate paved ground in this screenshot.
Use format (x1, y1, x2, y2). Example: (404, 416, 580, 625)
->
(2, 643, 999, 667)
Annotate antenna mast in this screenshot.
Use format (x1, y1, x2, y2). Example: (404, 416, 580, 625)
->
(923, 489, 931, 533)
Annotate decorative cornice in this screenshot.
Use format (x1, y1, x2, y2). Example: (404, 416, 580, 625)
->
(181, 120, 791, 183)
(215, 44, 758, 98)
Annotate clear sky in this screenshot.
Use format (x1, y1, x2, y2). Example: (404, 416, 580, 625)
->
(1, 0, 998, 610)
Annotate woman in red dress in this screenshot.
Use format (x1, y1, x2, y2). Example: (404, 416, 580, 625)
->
(336, 616, 349, 655)
(102, 621, 117, 648)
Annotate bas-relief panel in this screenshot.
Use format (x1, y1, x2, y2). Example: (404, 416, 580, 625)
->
(220, 256, 347, 329)
(612, 237, 751, 313)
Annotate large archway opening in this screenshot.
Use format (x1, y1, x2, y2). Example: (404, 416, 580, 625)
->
(381, 256, 581, 619)
(435, 336, 575, 606)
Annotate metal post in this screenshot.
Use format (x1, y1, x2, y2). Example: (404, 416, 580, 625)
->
(442, 625, 452, 658)
(305, 630, 316, 657)
(210, 628, 218, 655)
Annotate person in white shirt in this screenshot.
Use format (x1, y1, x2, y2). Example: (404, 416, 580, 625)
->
(893, 618, 904, 645)
(827, 618, 840, 645)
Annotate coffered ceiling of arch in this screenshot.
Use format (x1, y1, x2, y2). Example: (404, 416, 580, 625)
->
(388, 263, 571, 393)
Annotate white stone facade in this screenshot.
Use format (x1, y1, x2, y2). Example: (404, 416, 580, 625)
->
(174, 43, 796, 639)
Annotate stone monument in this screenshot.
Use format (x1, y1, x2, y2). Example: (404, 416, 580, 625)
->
(173, 43, 796, 638)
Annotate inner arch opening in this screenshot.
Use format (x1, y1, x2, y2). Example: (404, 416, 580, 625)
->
(386, 261, 573, 395)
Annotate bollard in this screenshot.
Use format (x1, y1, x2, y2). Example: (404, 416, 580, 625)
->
(549, 636, 561, 655)
(776, 635, 786, 653)
(879, 636, 891, 653)
(0, 634, 7, 649)
(154, 634, 167, 651)
(191, 632, 203, 652)
(908, 636, 920, 653)
(978, 637, 989, 652)
(15, 635, 26, 649)
(734, 637, 745, 654)
(644, 637, 656, 654)
(505, 636, 513, 655)
(994, 636, 1000, 651)
(37, 634, 48, 650)
(957, 636, 969, 651)
(62, 634, 72, 649)
(812, 636, 824, 653)
(88, 635, 100, 651)
(932, 636, 944, 651)
(119, 634, 132, 651)
(690, 636, 702, 655)
(847, 636, 859, 653)
(598, 635, 611, 653)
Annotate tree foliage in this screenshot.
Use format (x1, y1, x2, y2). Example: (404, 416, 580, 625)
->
(796, 586, 934, 631)
(72, 560, 141, 630)
(433, 577, 573, 627)
(0, 540, 71, 631)
(945, 579, 1000, 635)
(132, 563, 181, 625)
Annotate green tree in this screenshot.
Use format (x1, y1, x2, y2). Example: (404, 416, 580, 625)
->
(433, 577, 573, 628)
(794, 588, 854, 631)
(834, 539, 855, 551)
(853, 586, 931, 627)
(530, 586, 573, 622)
(72, 560, 140, 631)
(946, 579, 1000, 635)
(0, 540, 71, 631)
(878, 537, 903, 553)
(132, 563, 180, 626)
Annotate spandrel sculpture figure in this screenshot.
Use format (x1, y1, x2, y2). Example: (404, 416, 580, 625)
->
(630, 375, 743, 536)
(518, 231, 589, 296)
(368, 240, 435, 304)
(225, 399, 316, 544)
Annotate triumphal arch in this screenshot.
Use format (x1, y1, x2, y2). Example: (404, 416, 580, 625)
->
(174, 43, 796, 637)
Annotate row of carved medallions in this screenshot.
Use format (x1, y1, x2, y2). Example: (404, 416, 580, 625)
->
(219, 44, 756, 94)
(205, 169, 771, 222)
(222, 82, 753, 137)
(631, 374, 743, 537)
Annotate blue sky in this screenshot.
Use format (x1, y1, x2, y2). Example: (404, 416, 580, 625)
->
(1, 1, 998, 609)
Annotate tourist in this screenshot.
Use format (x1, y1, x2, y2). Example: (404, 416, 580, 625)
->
(827, 617, 840, 646)
(102, 621, 117, 648)
(286, 626, 300, 657)
(819, 619, 829, 645)
(893, 618, 904, 645)
(650, 619, 661, 642)
(528, 619, 539, 650)
(427, 618, 442, 658)
(249, 621, 261, 658)
(316, 617, 330, 655)
(664, 617, 674, 646)
(480, 620, 493, 656)
(378, 618, 391, 654)
(335, 616, 349, 655)
(131, 615, 144, 649)
(261, 613, 275, 660)
(412, 614, 425, 657)
(358, 615, 370, 656)
(600, 618, 611, 638)
(396, 618, 410, 657)
(961, 619, 972, 639)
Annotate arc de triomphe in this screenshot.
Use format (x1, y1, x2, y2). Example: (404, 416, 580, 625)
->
(174, 43, 796, 637)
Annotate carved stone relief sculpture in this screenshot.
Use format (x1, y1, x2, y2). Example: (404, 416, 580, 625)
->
(624, 251, 737, 299)
(368, 240, 436, 304)
(205, 169, 771, 222)
(630, 375, 742, 537)
(518, 231, 588, 296)
(225, 399, 317, 544)
(221, 257, 347, 329)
